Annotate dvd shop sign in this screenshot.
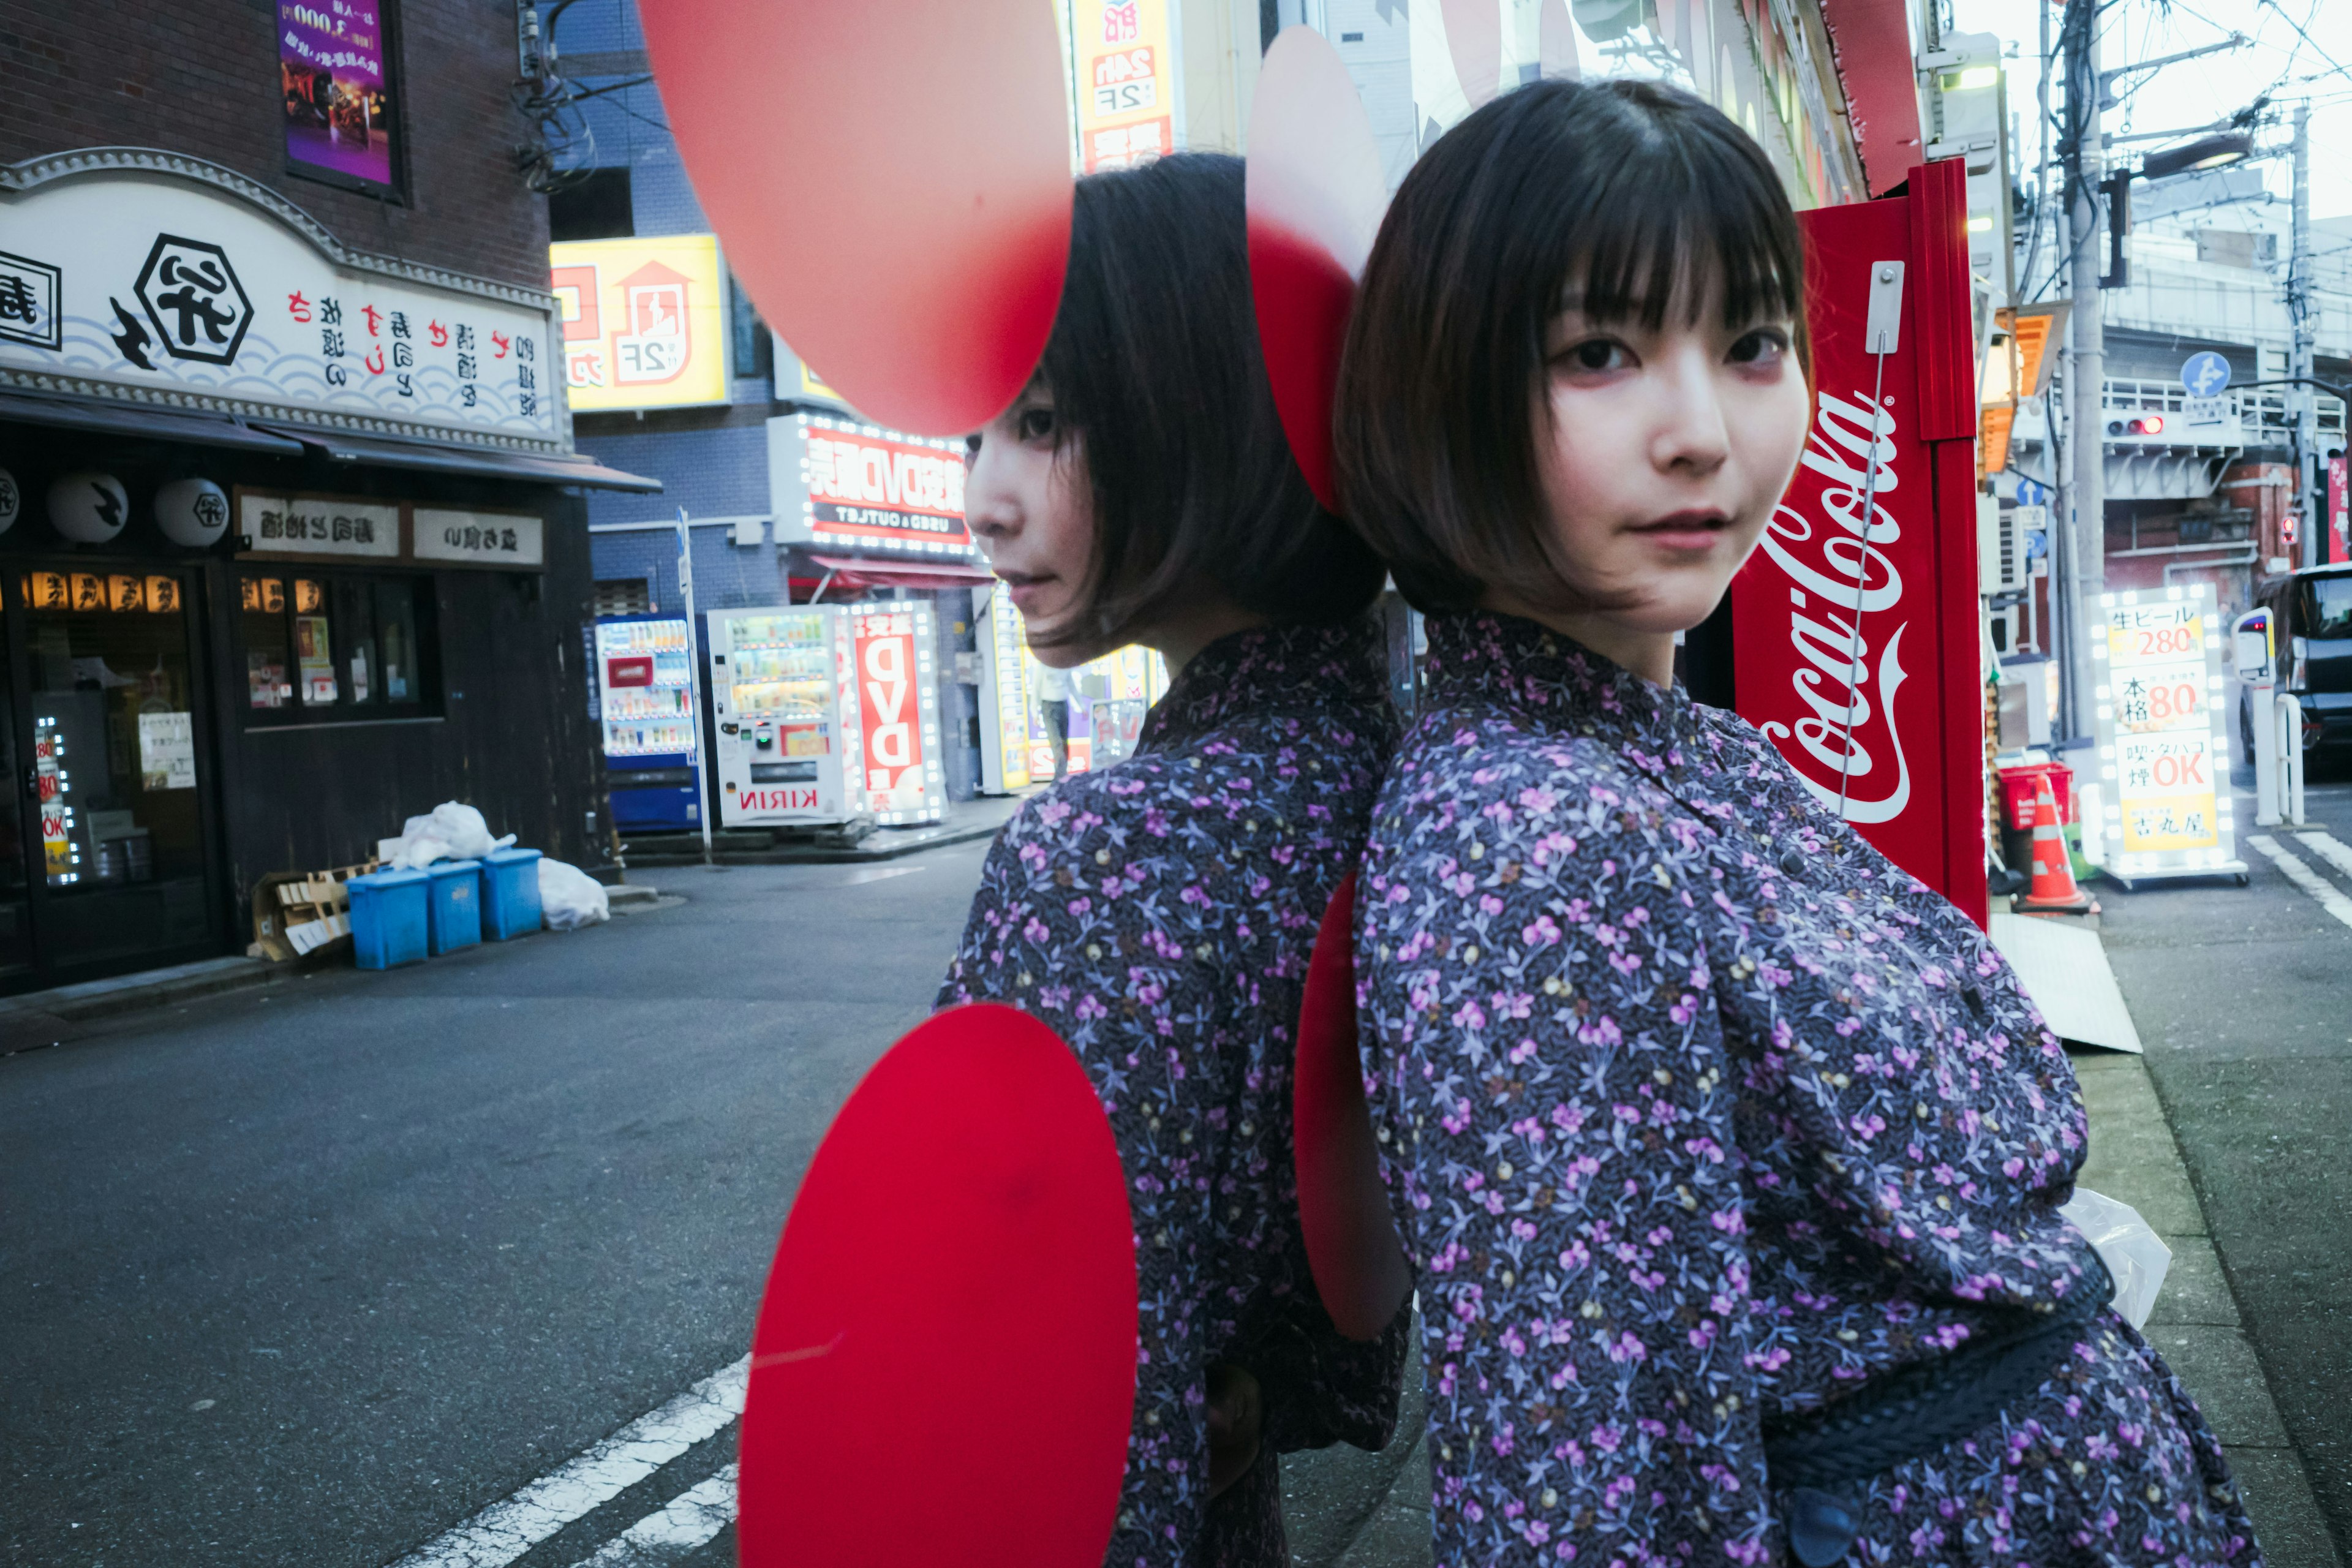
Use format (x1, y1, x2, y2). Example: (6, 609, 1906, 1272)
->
(771, 413, 976, 557)
(854, 611, 930, 816)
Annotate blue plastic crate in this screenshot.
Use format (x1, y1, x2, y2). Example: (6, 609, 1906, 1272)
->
(426, 859, 483, 955)
(348, 869, 431, 970)
(480, 848, 545, 940)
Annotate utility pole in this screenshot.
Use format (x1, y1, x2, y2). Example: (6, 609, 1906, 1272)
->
(2062, 0, 2103, 741)
(2290, 102, 2317, 569)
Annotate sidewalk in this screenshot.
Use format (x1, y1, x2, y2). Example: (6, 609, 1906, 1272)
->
(617, 792, 1028, 867)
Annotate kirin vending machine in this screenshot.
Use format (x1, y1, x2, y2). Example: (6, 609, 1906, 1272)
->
(1728, 159, 1990, 927)
(708, 601, 948, 828)
(594, 614, 702, 832)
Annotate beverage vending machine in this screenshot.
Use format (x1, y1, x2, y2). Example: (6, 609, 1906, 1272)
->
(707, 601, 947, 827)
(1727, 159, 1991, 927)
(594, 615, 701, 832)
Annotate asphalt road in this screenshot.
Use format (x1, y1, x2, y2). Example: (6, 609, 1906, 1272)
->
(2097, 756, 2352, 1562)
(0, 849, 987, 1568)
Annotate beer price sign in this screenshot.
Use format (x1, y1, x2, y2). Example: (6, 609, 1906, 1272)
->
(2091, 584, 2243, 883)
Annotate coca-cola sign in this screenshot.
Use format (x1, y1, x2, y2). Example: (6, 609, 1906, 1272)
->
(1751, 388, 1917, 824)
(1731, 165, 1988, 924)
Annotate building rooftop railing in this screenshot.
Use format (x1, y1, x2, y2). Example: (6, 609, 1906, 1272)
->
(2102, 376, 2345, 437)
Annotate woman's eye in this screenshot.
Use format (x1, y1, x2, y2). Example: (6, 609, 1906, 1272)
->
(1729, 329, 1789, 366)
(1560, 339, 1629, 374)
(1017, 407, 1057, 442)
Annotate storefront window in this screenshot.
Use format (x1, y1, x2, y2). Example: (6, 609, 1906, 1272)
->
(239, 571, 434, 722)
(21, 570, 208, 946)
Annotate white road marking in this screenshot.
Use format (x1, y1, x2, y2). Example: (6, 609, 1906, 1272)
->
(568, 1464, 737, 1567)
(2248, 835, 2352, 932)
(386, 1357, 748, 1568)
(2293, 829, 2352, 885)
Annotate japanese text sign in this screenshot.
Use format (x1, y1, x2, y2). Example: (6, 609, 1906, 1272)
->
(850, 605, 944, 826)
(549, 235, 730, 412)
(0, 169, 557, 442)
(280, 0, 398, 190)
(771, 414, 976, 559)
(2092, 586, 2235, 871)
(1071, 0, 1175, 172)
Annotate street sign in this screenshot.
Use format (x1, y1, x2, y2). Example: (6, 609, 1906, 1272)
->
(2089, 584, 2244, 886)
(2182, 395, 2232, 429)
(2181, 350, 2231, 398)
(2013, 476, 2050, 508)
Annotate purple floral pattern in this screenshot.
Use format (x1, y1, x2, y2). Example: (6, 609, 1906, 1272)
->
(1353, 612, 2258, 1567)
(941, 619, 1409, 1567)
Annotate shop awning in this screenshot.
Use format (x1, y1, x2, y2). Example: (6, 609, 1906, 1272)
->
(1815, 0, 1926, 197)
(0, 390, 309, 454)
(808, 553, 995, 592)
(252, 424, 663, 492)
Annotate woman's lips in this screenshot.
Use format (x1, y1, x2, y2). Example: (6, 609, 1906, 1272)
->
(998, 571, 1055, 612)
(1629, 511, 1730, 551)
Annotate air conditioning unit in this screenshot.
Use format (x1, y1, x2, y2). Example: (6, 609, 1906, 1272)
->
(1978, 496, 2030, 594)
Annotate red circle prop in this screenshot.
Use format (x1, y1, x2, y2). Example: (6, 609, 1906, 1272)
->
(1294, 874, 1414, 1342)
(638, 1, 1073, 435)
(738, 1005, 1136, 1567)
(1246, 26, 1390, 514)
(1439, 0, 1504, 111)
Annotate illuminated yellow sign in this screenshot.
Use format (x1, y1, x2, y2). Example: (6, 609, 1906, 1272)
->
(549, 235, 730, 412)
(1070, 0, 1175, 172)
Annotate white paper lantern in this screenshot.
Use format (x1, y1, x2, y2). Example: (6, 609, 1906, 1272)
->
(48, 472, 130, 544)
(0, 466, 19, 535)
(155, 477, 230, 548)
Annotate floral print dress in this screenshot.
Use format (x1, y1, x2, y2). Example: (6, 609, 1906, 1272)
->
(1353, 612, 2260, 1568)
(941, 619, 1411, 1567)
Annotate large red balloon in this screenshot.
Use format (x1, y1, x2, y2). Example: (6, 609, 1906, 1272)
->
(739, 1005, 1135, 1567)
(638, 1, 1073, 435)
(1294, 875, 1413, 1342)
(1246, 28, 1390, 514)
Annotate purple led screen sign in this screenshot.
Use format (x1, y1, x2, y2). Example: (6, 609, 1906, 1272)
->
(279, 0, 398, 192)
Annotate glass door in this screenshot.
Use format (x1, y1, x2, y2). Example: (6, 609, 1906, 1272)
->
(18, 568, 215, 976)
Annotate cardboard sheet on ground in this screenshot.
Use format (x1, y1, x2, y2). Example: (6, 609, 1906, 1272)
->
(738, 1004, 1135, 1566)
(1988, 912, 2145, 1055)
(638, 1, 1071, 435)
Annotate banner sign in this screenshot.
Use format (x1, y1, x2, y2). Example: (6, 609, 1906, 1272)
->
(769, 413, 977, 559)
(235, 489, 544, 570)
(849, 605, 946, 825)
(0, 167, 559, 445)
(1730, 163, 1988, 924)
(2090, 584, 2236, 875)
(279, 0, 398, 191)
(549, 235, 730, 412)
(1071, 0, 1176, 172)
(2331, 453, 2348, 567)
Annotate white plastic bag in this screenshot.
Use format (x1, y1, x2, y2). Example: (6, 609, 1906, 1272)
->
(537, 858, 610, 931)
(377, 802, 517, 870)
(2060, 1186, 2172, 1330)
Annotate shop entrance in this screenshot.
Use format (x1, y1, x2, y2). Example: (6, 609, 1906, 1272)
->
(6, 567, 221, 990)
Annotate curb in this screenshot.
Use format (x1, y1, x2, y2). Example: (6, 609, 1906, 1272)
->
(619, 815, 1011, 867)
(2069, 1047, 2339, 1568)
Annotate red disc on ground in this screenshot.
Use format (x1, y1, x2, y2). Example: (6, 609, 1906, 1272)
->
(1294, 874, 1413, 1342)
(638, 1, 1072, 435)
(1246, 26, 1389, 514)
(738, 1004, 1135, 1567)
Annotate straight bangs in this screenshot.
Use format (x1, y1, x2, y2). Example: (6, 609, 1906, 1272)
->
(1333, 77, 1809, 616)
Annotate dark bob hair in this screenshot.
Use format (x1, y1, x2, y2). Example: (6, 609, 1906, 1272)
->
(1030, 153, 1384, 650)
(1332, 78, 1808, 615)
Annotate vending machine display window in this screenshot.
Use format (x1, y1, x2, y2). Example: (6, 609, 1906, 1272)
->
(595, 616, 701, 831)
(710, 603, 947, 827)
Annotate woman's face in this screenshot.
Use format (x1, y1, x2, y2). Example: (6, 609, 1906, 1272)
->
(964, 383, 1101, 669)
(1526, 281, 1812, 639)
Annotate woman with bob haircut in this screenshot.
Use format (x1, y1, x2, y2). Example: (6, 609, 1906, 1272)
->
(1332, 79, 2258, 1568)
(941, 151, 1408, 1567)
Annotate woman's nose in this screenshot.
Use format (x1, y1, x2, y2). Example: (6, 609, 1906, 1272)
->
(1650, 350, 1732, 475)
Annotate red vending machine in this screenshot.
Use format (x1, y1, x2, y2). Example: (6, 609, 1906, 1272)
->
(1729, 159, 1989, 928)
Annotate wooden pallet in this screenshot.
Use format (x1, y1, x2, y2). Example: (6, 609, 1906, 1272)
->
(249, 859, 379, 963)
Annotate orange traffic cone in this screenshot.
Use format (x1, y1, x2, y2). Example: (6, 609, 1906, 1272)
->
(2013, 772, 2098, 915)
